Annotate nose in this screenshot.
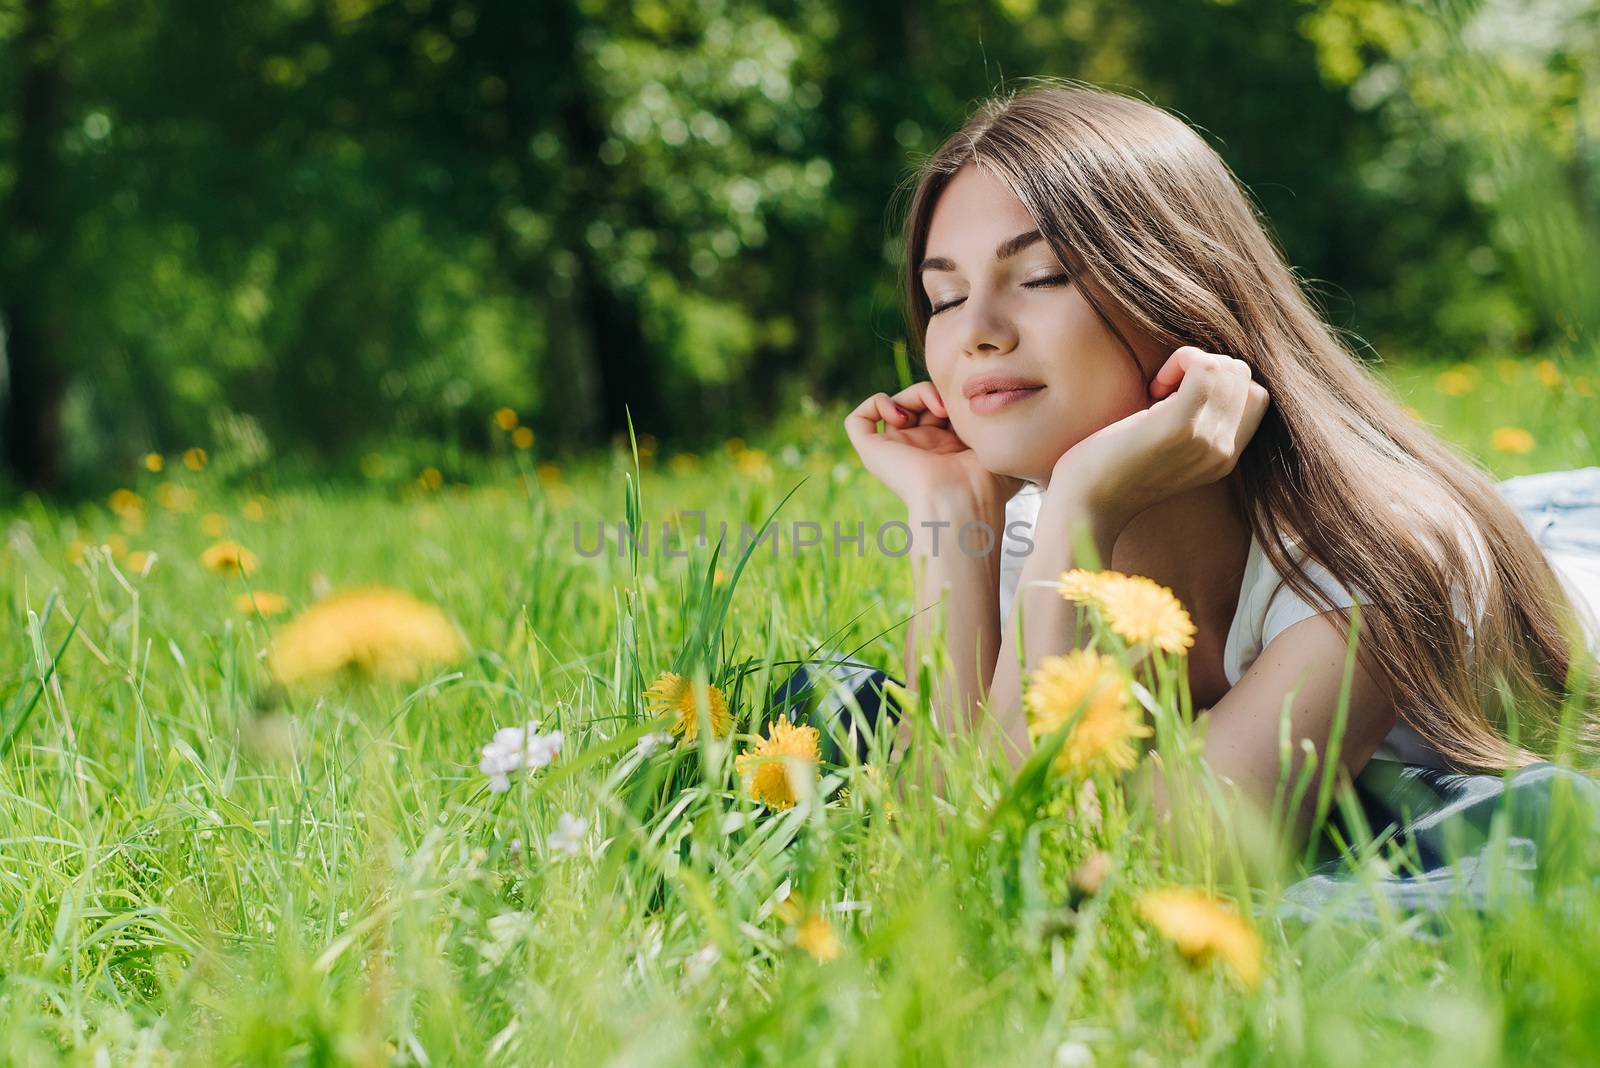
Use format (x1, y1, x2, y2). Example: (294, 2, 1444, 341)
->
(957, 293, 1019, 358)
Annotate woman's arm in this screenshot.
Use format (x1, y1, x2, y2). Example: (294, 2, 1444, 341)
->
(839, 380, 1023, 781)
(902, 487, 1009, 733)
(982, 480, 1122, 765)
(1180, 608, 1398, 841)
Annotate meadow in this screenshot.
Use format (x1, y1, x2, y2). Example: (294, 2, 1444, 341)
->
(3, 351, 1599, 1067)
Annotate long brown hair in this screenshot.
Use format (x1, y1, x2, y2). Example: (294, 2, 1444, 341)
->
(897, 77, 1600, 772)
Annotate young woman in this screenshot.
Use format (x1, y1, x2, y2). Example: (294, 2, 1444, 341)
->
(836, 80, 1600, 835)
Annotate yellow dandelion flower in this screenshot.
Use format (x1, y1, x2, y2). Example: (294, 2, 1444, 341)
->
(511, 426, 535, 450)
(734, 448, 771, 478)
(1137, 887, 1263, 989)
(774, 895, 803, 925)
(1576, 375, 1594, 397)
(1025, 648, 1151, 775)
(1535, 359, 1562, 388)
(1058, 569, 1196, 654)
(66, 539, 89, 565)
(772, 892, 839, 960)
(200, 540, 259, 575)
(668, 453, 700, 476)
(536, 462, 563, 486)
(794, 911, 842, 962)
(1434, 365, 1478, 396)
(109, 488, 143, 518)
(494, 407, 519, 431)
(155, 482, 197, 512)
(234, 590, 290, 617)
(143, 452, 164, 473)
(242, 496, 269, 522)
(200, 512, 227, 538)
(644, 671, 733, 741)
(268, 586, 464, 686)
(419, 466, 444, 491)
(125, 550, 153, 575)
(1057, 568, 1108, 603)
(1491, 426, 1535, 455)
(104, 533, 128, 558)
(736, 718, 821, 810)
(182, 447, 208, 471)
(838, 764, 897, 820)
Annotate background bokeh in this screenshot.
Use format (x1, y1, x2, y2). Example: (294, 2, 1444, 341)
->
(6, 4, 1600, 1063)
(1, 0, 1596, 495)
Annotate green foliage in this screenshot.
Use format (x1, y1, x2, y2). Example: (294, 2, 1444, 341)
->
(0, 0, 1594, 495)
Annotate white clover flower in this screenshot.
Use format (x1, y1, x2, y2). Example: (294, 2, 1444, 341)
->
(635, 730, 673, 758)
(479, 721, 564, 792)
(524, 729, 563, 770)
(684, 942, 721, 980)
(547, 812, 589, 856)
(1053, 1040, 1094, 1068)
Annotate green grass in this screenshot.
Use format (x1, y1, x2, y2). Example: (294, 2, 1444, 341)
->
(2, 353, 1599, 1066)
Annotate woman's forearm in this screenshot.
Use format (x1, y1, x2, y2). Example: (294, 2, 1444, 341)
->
(983, 484, 1123, 766)
(903, 489, 1008, 734)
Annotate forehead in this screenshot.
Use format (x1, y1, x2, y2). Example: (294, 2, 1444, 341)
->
(925, 162, 1037, 252)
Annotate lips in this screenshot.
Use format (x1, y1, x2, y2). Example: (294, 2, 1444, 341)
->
(962, 374, 1045, 399)
(963, 374, 1045, 415)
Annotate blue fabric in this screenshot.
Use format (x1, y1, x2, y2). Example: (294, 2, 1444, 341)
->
(768, 658, 903, 765)
(1497, 465, 1600, 555)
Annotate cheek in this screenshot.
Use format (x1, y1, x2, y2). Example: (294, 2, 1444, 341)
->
(924, 348, 960, 403)
(1037, 307, 1145, 404)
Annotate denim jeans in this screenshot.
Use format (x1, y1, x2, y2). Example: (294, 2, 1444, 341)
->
(1497, 466, 1600, 654)
(768, 658, 904, 765)
(1496, 466, 1600, 556)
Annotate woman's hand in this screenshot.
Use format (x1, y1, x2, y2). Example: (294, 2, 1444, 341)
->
(845, 380, 1025, 508)
(1051, 346, 1270, 528)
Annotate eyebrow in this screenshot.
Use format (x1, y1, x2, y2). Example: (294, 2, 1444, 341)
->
(918, 228, 1044, 274)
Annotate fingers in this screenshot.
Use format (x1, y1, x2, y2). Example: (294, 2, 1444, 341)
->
(845, 393, 904, 449)
(891, 380, 949, 421)
(844, 390, 925, 457)
(1233, 381, 1271, 454)
(1149, 346, 1203, 400)
(1153, 346, 1270, 458)
(843, 383, 948, 452)
(1155, 346, 1260, 412)
(1151, 345, 1232, 404)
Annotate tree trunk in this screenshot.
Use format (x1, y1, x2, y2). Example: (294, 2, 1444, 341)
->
(1, 0, 67, 491)
(546, 0, 666, 445)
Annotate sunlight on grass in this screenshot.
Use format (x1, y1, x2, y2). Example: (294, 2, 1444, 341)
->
(1, 355, 1598, 1064)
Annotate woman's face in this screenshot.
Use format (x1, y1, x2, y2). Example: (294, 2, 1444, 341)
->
(919, 161, 1158, 486)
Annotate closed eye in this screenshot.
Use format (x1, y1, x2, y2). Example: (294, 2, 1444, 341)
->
(928, 272, 1072, 315)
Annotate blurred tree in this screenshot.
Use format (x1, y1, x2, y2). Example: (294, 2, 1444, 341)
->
(1300, 0, 1600, 350)
(0, 0, 1573, 494)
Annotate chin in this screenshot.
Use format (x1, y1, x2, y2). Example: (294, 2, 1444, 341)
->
(972, 444, 1051, 487)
